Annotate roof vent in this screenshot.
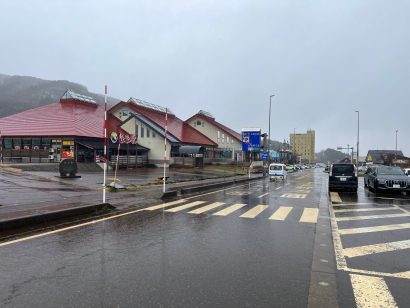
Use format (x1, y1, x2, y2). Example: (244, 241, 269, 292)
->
(128, 97, 174, 115)
(198, 110, 214, 119)
(60, 89, 97, 104)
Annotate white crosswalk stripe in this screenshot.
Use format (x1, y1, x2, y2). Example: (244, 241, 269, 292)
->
(299, 208, 319, 223)
(165, 201, 206, 213)
(269, 206, 293, 221)
(240, 205, 269, 218)
(213, 204, 246, 216)
(187, 202, 225, 214)
(339, 223, 410, 235)
(335, 213, 409, 221)
(344, 240, 410, 258)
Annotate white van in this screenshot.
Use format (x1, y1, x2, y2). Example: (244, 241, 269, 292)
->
(269, 163, 287, 181)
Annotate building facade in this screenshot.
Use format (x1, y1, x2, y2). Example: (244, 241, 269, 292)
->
(186, 110, 242, 160)
(289, 129, 315, 163)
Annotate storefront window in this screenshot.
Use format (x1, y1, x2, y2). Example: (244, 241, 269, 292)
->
(4, 138, 13, 149)
(12, 138, 21, 150)
(22, 138, 31, 150)
(42, 138, 51, 150)
(32, 138, 41, 150)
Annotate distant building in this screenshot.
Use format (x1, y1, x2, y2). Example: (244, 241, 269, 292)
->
(186, 110, 242, 160)
(289, 130, 315, 163)
(366, 150, 404, 165)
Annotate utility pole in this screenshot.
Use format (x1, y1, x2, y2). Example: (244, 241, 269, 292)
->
(395, 129, 398, 162)
(269, 94, 274, 152)
(355, 110, 359, 166)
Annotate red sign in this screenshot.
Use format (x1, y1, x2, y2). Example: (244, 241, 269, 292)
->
(119, 133, 137, 144)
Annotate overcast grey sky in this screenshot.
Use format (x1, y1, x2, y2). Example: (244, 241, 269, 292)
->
(1, 0, 409, 155)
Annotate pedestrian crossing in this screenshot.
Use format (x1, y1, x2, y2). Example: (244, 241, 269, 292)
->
(143, 200, 319, 223)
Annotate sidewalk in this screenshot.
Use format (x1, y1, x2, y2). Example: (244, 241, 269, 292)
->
(0, 165, 262, 230)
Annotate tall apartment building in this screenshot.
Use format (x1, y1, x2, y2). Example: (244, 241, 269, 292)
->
(289, 129, 315, 163)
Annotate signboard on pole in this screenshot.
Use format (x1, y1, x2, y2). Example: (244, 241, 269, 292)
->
(261, 152, 269, 160)
(241, 128, 261, 152)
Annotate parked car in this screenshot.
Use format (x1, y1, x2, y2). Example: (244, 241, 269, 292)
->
(367, 166, 410, 193)
(364, 166, 376, 187)
(328, 163, 358, 192)
(269, 163, 287, 181)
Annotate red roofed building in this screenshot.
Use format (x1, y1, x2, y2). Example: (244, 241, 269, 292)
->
(109, 98, 217, 166)
(186, 110, 242, 160)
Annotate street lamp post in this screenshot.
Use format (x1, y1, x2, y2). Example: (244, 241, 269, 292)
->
(355, 111, 359, 166)
(395, 129, 398, 161)
(269, 94, 274, 152)
(293, 128, 296, 167)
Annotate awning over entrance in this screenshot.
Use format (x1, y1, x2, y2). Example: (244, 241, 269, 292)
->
(178, 146, 205, 155)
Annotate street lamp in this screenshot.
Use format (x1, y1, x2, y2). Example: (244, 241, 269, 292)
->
(269, 94, 274, 152)
(355, 111, 359, 166)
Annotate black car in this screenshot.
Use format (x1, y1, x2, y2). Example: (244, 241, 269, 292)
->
(328, 163, 358, 192)
(367, 166, 410, 193)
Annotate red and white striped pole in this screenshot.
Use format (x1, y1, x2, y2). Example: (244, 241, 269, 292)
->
(103, 85, 108, 203)
(163, 108, 168, 193)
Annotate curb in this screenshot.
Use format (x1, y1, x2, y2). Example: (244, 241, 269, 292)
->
(0, 203, 115, 231)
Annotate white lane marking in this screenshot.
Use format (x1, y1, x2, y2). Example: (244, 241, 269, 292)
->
(334, 207, 396, 213)
(275, 187, 282, 190)
(144, 199, 187, 211)
(213, 204, 246, 216)
(335, 213, 409, 221)
(165, 201, 206, 213)
(187, 202, 225, 214)
(339, 223, 410, 235)
(280, 193, 307, 199)
(350, 274, 398, 308)
(346, 268, 410, 280)
(330, 192, 342, 204)
(299, 208, 319, 223)
(269, 206, 293, 221)
(257, 192, 269, 198)
(239, 205, 269, 219)
(344, 239, 410, 258)
(329, 194, 348, 270)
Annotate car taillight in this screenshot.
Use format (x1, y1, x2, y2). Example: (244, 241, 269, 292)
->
(354, 165, 358, 177)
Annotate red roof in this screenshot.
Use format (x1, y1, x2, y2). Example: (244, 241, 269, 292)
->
(0, 99, 106, 138)
(186, 112, 242, 142)
(110, 101, 217, 146)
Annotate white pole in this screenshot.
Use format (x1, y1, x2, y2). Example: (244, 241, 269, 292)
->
(163, 108, 168, 193)
(103, 85, 108, 203)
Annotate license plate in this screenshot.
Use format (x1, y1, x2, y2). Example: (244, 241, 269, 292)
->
(393, 184, 400, 188)
(340, 177, 347, 181)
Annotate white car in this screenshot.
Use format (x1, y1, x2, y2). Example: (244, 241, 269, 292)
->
(404, 168, 410, 177)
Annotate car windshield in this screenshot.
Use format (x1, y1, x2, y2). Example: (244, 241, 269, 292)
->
(332, 164, 354, 174)
(377, 167, 405, 175)
(270, 165, 283, 171)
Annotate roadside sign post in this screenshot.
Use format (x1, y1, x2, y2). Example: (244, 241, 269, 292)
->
(103, 85, 108, 203)
(242, 128, 261, 180)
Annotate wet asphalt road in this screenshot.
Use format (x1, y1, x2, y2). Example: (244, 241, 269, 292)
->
(1, 169, 410, 307)
(0, 169, 325, 307)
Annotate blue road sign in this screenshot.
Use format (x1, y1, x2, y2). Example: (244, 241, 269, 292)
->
(261, 152, 268, 160)
(242, 130, 261, 152)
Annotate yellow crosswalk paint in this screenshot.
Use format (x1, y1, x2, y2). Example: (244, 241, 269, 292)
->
(339, 223, 410, 235)
(344, 239, 410, 258)
(213, 204, 246, 216)
(165, 201, 206, 213)
(299, 208, 319, 223)
(269, 206, 293, 221)
(334, 207, 396, 213)
(330, 192, 342, 203)
(240, 205, 269, 219)
(187, 202, 225, 214)
(335, 213, 409, 221)
(144, 199, 187, 211)
(350, 274, 397, 308)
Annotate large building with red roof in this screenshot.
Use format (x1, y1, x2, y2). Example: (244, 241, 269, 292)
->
(186, 110, 242, 159)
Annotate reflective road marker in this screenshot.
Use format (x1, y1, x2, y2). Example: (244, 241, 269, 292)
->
(344, 239, 410, 258)
(213, 204, 246, 216)
(187, 202, 225, 214)
(350, 274, 397, 308)
(269, 206, 293, 221)
(240, 205, 269, 219)
(165, 201, 206, 213)
(299, 208, 319, 223)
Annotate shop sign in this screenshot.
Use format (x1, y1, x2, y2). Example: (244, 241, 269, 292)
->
(110, 131, 137, 144)
(52, 139, 62, 143)
(63, 141, 74, 146)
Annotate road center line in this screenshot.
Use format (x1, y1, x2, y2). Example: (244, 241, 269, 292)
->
(350, 274, 397, 308)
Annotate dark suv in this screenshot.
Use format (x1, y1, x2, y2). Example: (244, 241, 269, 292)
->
(328, 163, 358, 192)
(367, 166, 410, 193)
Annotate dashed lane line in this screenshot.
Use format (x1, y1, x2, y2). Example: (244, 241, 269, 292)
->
(269, 206, 293, 221)
(299, 208, 319, 223)
(335, 213, 409, 221)
(344, 239, 410, 258)
(239, 205, 269, 219)
(164, 201, 206, 213)
(338, 223, 410, 235)
(187, 202, 225, 214)
(350, 274, 398, 308)
(213, 204, 246, 216)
